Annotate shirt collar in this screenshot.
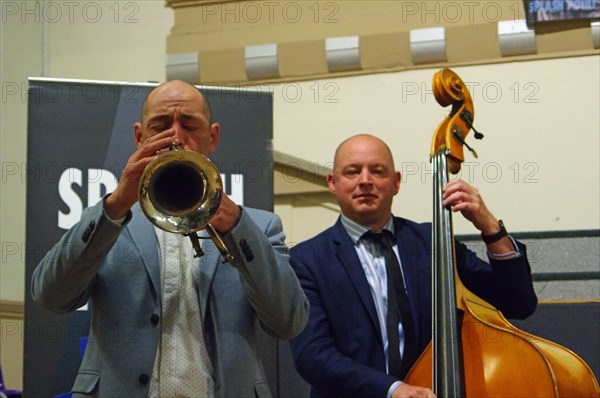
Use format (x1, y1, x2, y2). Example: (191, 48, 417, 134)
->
(340, 214, 395, 245)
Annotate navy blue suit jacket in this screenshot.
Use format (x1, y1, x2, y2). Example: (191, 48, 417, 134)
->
(289, 216, 537, 398)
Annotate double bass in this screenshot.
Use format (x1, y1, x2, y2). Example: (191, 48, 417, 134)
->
(404, 69, 600, 397)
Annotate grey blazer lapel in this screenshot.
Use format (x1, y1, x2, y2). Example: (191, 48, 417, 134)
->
(196, 231, 220, 322)
(126, 205, 161, 300)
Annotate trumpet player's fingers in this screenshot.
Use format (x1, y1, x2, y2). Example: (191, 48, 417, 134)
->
(136, 130, 180, 158)
(125, 131, 181, 188)
(102, 157, 151, 220)
(210, 193, 242, 234)
(104, 135, 175, 220)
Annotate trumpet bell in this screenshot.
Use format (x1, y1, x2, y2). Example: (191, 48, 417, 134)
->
(139, 149, 223, 234)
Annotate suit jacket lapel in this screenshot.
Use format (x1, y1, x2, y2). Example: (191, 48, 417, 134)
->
(127, 204, 160, 301)
(332, 221, 383, 346)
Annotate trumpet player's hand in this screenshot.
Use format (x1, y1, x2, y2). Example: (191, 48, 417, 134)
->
(210, 193, 242, 235)
(104, 131, 179, 220)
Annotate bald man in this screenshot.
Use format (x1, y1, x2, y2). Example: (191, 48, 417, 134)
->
(289, 134, 536, 398)
(33, 80, 308, 398)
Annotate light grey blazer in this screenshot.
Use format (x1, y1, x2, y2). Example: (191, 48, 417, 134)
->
(31, 201, 309, 398)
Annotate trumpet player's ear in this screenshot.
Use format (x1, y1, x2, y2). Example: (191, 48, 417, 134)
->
(208, 122, 220, 154)
(134, 122, 143, 147)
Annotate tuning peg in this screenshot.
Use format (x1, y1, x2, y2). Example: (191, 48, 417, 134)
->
(452, 131, 478, 158)
(460, 110, 484, 140)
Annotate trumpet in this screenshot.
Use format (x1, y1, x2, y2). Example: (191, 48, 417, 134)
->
(138, 143, 234, 262)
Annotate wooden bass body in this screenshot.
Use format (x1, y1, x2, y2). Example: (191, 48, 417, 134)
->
(405, 296, 600, 397)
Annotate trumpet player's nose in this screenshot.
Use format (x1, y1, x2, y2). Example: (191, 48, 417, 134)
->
(169, 124, 190, 147)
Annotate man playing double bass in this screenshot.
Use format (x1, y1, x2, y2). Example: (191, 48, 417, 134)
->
(289, 134, 537, 398)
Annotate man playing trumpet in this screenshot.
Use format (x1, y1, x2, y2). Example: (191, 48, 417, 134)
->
(32, 80, 309, 398)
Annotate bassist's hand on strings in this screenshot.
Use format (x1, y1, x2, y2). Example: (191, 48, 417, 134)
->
(392, 383, 436, 398)
(442, 178, 496, 233)
(442, 178, 516, 256)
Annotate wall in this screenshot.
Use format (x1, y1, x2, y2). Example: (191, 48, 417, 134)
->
(1, 1, 44, 389)
(164, 0, 598, 83)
